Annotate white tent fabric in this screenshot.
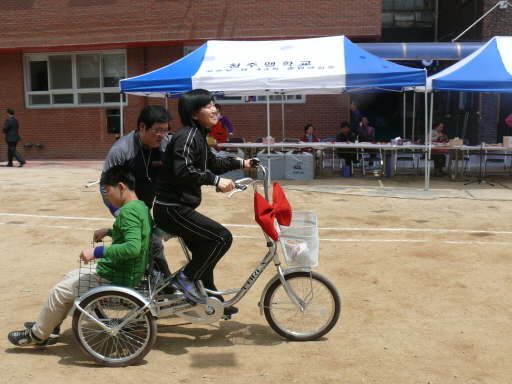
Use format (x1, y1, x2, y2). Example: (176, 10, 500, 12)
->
(427, 36, 512, 92)
(120, 36, 426, 96)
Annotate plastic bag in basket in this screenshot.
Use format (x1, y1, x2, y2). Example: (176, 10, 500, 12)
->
(254, 183, 292, 241)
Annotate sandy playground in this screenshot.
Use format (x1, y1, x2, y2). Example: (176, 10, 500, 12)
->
(1, 160, 512, 384)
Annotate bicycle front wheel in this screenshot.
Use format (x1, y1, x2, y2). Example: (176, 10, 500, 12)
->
(72, 290, 157, 367)
(263, 271, 341, 341)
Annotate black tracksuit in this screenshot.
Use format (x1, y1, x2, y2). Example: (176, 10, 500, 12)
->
(154, 122, 242, 299)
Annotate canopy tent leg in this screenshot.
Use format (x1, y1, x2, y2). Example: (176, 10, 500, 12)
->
(120, 92, 124, 137)
(281, 99, 285, 142)
(266, 94, 272, 196)
(424, 90, 433, 190)
(412, 92, 416, 141)
(403, 92, 406, 139)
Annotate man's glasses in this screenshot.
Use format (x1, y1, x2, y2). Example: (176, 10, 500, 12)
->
(151, 128, 170, 136)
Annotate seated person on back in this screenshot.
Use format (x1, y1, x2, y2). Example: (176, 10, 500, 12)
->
(356, 117, 375, 143)
(335, 121, 358, 168)
(430, 122, 449, 177)
(8, 165, 153, 347)
(300, 123, 320, 152)
(357, 116, 377, 170)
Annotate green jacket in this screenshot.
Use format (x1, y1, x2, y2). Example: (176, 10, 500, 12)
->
(96, 200, 152, 288)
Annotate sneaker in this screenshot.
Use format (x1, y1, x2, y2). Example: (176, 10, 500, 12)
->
(24, 322, 60, 339)
(8, 328, 48, 347)
(223, 306, 239, 316)
(170, 271, 207, 304)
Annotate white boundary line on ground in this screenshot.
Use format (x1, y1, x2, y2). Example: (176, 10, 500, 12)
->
(2, 212, 512, 235)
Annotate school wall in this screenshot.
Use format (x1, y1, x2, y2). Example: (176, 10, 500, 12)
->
(0, 0, 381, 51)
(0, 0, 380, 161)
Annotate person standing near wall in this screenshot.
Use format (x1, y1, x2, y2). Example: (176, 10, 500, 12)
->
(3, 109, 26, 167)
(350, 101, 362, 134)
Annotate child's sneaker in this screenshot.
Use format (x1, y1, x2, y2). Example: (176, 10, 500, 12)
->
(8, 328, 48, 347)
(24, 322, 60, 339)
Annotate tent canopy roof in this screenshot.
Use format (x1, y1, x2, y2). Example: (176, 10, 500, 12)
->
(427, 36, 512, 93)
(120, 36, 426, 97)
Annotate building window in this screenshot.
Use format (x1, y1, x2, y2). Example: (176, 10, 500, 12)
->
(24, 50, 126, 108)
(382, 0, 435, 26)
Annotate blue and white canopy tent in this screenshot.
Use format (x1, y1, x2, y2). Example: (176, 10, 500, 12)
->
(428, 36, 512, 93)
(120, 35, 428, 186)
(417, 36, 512, 186)
(121, 35, 426, 96)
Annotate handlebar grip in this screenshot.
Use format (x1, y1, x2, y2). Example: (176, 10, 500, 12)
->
(250, 158, 260, 168)
(215, 187, 222, 193)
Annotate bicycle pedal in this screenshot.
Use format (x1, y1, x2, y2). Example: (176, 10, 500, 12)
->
(222, 314, 232, 320)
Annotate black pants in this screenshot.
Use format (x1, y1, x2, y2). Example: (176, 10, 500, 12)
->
(6, 141, 25, 165)
(151, 235, 172, 278)
(153, 204, 233, 301)
(432, 153, 447, 170)
(337, 151, 358, 166)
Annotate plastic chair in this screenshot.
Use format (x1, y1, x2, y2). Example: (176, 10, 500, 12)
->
(360, 149, 382, 175)
(321, 138, 338, 172)
(483, 150, 506, 177)
(447, 139, 471, 177)
(394, 149, 416, 176)
(416, 139, 435, 175)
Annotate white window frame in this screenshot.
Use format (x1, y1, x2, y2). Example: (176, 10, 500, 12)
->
(23, 49, 127, 108)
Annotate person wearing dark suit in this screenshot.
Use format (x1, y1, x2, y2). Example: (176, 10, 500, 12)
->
(3, 109, 26, 167)
(350, 101, 362, 134)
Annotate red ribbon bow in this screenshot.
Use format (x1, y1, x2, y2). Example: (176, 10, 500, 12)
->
(254, 183, 292, 241)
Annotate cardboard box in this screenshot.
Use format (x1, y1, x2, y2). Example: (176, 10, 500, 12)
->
(450, 139, 464, 146)
(503, 136, 512, 148)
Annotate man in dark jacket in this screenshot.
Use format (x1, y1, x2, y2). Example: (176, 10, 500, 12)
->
(3, 109, 26, 167)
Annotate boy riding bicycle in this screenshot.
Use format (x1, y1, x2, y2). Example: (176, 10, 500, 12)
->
(8, 165, 153, 347)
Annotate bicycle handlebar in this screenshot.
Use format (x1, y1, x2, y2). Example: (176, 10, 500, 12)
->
(214, 158, 267, 199)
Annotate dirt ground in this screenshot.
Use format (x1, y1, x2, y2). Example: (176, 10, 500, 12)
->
(1, 161, 511, 384)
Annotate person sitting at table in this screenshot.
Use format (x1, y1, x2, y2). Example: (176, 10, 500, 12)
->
(430, 122, 449, 177)
(335, 121, 359, 169)
(356, 117, 375, 143)
(357, 117, 377, 170)
(300, 123, 320, 151)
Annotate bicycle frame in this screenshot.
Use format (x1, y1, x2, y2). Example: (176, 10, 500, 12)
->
(75, 162, 312, 325)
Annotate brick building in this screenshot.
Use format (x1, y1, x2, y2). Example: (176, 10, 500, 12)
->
(0, 0, 382, 161)
(0, 0, 510, 161)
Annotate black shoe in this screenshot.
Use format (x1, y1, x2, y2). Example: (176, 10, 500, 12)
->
(18, 161, 26, 168)
(5, 164, 13, 167)
(24, 322, 60, 339)
(170, 271, 207, 304)
(224, 306, 239, 316)
(8, 328, 48, 347)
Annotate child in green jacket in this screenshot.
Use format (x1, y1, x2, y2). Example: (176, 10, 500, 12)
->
(8, 165, 152, 347)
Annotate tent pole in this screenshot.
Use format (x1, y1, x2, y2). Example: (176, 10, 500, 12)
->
(266, 94, 272, 192)
(281, 98, 285, 142)
(425, 91, 433, 190)
(403, 92, 406, 138)
(165, 94, 168, 109)
(120, 92, 124, 137)
(412, 92, 416, 141)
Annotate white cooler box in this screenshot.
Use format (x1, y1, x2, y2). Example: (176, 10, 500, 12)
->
(217, 149, 245, 179)
(284, 151, 314, 180)
(256, 150, 285, 180)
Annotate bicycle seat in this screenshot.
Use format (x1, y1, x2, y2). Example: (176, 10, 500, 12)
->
(153, 226, 176, 241)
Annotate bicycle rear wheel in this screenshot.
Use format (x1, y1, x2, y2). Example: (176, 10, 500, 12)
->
(263, 271, 341, 341)
(72, 290, 157, 367)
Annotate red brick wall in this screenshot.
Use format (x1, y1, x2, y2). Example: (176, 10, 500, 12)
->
(0, 1, 381, 51)
(0, 1, 380, 161)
